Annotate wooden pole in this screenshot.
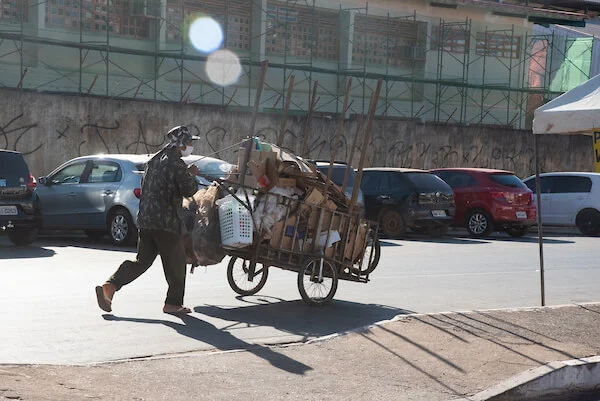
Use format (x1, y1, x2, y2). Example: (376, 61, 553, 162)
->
(326, 77, 352, 185)
(277, 74, 295, 146)
(350, 79, 382, 212)
(342, 113, 363, 195)
(239, 60, 269, 185)
(301, 80, 319, 158)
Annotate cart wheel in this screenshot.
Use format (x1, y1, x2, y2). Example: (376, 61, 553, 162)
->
(358, 230, 381, 275)
(227, 257, 269, 296)
(297, 257, 338, 306)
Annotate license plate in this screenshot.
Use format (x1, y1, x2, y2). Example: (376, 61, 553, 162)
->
(0, 206, 17, 216)
(0, 179, 5, 187)
(432, 210, 446, 217)
(516, 211, 527, 219)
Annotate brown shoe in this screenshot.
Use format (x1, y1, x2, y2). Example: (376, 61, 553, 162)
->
(95, 283, 116, 313)
(163, 304, 192, 314)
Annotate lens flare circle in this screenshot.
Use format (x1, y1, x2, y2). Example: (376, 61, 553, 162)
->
(189, 17, 223, 53)
(206, 49, 242, 86)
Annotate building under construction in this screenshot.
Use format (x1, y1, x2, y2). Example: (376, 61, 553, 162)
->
(0, 0, 598, 129)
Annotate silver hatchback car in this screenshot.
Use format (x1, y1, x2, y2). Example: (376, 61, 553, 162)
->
(37, 154, 234, 245)
(37, 154, 151, 245)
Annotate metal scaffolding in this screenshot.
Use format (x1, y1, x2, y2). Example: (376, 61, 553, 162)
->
(0, 0, 593, 129)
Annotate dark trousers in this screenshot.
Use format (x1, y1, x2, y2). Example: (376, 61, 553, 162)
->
(108, 229, 187, 306)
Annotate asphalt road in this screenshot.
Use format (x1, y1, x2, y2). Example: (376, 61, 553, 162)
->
(0, 229, 597, 365)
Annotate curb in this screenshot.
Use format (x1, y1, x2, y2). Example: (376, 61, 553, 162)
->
(452, 356, 600, 401)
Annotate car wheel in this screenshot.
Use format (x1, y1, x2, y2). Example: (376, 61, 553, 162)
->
(108, 209, 136, 246)
(576, 209, 600, 236)
(7, 228, 38, 246)
(84, 230, 106, 241)
(379, 208, 406, 238)
(505, 225, 529, 238)
(466, 209, 493, 238)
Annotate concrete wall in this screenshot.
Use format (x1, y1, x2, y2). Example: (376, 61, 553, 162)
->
(0, 89, 592, 178)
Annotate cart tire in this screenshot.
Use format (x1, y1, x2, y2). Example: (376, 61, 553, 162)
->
(297, 257, 338, 306)
(358, 230, 381, 275)
(227, 257, 269, 296)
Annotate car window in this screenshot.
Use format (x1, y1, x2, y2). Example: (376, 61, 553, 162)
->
(51, 162, 88, 185)
(0, 151, 29, 185)
(87, 162, 122, 183)
(489, 173, 527, 189)
(378, 172, 395, 192)
(550, 176, 592, 194)
(195, 159, 233, 179)
(525, 176, 552, 194)
(360, 171, 381, 195)
(438, 171, 477, 188)
(405, 172, 451, 191)
(524, 178, 536, 192)
(317, 165, 356, 188)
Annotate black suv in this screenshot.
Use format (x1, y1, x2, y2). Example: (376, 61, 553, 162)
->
(0, 150, 42, 245)
(360, 168, 455, 238)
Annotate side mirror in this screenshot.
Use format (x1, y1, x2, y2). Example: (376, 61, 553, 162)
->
(38, 176, 49, 186)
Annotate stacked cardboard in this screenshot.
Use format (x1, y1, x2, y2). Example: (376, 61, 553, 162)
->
(230, 138, 368, 263)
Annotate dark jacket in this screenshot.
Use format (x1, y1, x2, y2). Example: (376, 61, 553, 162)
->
(137, 146, 198, 234)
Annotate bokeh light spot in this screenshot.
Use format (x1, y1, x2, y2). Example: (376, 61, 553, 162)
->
(206, 49, 242, 86)
(189, 17, 223, 53)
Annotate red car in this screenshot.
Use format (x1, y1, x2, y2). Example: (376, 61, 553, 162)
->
(430, 168, 536, 237)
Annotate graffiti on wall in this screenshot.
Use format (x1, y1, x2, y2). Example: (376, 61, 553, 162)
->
(0, 103, 578, 179)
(0, 114, 41, 155)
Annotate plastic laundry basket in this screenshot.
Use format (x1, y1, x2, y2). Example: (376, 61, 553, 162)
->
(217, 194, 254, 248)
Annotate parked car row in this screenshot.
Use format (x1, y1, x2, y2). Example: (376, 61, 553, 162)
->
(359, 168, 600, 239)
(0, 150, 233, 246)
(3, 147, 600, 247)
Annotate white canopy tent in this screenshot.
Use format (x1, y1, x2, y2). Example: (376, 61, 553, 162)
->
(531, 73, 600, 306)
(534, 74, 600, 136)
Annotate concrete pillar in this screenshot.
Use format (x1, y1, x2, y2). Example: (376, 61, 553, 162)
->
(155, 0, 167, 50)
(21, 0, 45, 66)
(250, 0, 267, 62)
(339, 10, 354, 71)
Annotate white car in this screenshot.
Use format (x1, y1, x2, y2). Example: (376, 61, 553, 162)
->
(523, 172, 600, 236)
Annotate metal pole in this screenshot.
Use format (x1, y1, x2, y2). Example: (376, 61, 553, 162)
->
(277, 74, 295, 146)
(534, 133, 545, 306)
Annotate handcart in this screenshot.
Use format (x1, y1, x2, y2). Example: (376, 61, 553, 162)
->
(216, 183, 380, 306)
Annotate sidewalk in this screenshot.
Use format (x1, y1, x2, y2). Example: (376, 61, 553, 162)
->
(2, 303, 600, 401)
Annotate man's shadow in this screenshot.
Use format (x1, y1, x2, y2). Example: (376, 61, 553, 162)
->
(103, 313, 312, 375)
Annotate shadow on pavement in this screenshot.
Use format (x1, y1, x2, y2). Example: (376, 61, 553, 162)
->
(194, 298, 413, 340)
(0, 241, 56, 259)
(35, 235, 137, 253)
(103, 313, 313, 375)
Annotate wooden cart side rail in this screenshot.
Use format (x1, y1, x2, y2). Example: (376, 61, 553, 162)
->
(221, 190, 378, 279)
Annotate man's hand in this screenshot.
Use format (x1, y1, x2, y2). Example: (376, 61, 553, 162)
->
(188, 164, 200, 176)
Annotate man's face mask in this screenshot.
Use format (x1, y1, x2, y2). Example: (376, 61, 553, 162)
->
(181, 145, 194, 157)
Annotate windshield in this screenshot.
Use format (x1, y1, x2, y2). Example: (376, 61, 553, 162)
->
(317, 165, 356, 188)
(405, 172, 451, 192)
(195, 159, 233, 179)
(489, 173, 527, 189)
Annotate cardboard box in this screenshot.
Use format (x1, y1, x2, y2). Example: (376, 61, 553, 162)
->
(344, 223, 368, 261)
(304, 188, 325, 206)
(269, 215, 304, 251)
(242, 174, 258, 189)
(277, 177, 297, 188)
(238, 148, 277, 168)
